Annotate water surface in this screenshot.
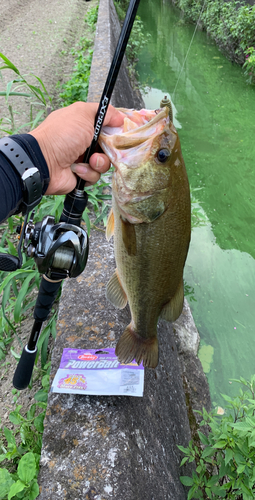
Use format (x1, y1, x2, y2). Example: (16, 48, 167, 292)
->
(137, 0, 255, 403)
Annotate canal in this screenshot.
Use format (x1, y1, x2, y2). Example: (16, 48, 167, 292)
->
(136, 0, 255, 404)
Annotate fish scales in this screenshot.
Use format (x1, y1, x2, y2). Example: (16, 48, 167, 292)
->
(99, 107, 191, 368)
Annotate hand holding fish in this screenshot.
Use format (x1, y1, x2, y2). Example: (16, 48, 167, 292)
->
(29, 101, 124, 195)
(99, 107, 191, 368)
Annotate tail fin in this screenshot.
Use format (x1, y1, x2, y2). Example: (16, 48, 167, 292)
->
(115, 324, 158, 368)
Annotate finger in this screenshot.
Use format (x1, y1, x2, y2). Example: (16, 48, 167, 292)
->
(45, 170, 77, 195)
(71, 163, 101, 185)
(104, 104, 125, 127)
(79, 102, 124, 128)
(89, 153, 111, 173)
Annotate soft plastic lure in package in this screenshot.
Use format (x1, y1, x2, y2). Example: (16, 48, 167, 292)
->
(51, 348, 144, 397)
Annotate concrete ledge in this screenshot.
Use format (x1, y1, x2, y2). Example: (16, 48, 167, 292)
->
(88, 0, 144, 108)
(38, 0, 210, 498)
(39, 230, 196, 500)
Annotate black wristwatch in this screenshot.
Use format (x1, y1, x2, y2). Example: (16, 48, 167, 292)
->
(0, 137, 43, 215)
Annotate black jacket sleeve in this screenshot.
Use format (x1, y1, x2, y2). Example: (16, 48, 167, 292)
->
(0, 134, 50, 223)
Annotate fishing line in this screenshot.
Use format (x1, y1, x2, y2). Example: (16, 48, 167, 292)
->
(172, 0, 207, 101)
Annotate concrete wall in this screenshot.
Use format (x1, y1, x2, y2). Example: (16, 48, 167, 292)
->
(38, 1, 211, 498)
(87, 0, 144, 108)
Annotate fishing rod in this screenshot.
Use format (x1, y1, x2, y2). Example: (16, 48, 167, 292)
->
(9, 0, 141, 390)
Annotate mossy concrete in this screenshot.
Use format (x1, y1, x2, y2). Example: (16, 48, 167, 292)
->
(38, 0, 210, 498)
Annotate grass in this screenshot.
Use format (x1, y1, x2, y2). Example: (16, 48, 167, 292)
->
(57, 5, 98, 106)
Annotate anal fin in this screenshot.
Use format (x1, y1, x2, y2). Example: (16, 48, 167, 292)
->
(106, 269, 127, 309)
(160, 279, 184, 322)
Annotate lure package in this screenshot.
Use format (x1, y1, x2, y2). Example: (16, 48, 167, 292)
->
(51, 348, 144, 397)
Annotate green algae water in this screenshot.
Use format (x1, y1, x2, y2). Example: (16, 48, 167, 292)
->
(136, 0, 255, 404)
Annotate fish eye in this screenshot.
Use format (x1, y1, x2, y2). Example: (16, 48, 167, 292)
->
(157, 149, 170, 163)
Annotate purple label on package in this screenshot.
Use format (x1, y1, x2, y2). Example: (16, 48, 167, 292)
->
(51, 348, 144, 397)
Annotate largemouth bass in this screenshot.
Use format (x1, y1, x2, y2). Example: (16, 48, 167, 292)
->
(99, 107, 191, 368)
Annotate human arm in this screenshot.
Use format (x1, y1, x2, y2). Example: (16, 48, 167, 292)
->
(0, 102, 123, 222)
(29, 101, 123, 194)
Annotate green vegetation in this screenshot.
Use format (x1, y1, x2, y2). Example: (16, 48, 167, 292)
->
(58, 5, 98, 105)
(190, 188, 208, 230)
(0, 53, 52, 135)
(243, 46, 255, 84)
(0, 366, 50, 500)
(173, 0, 255, 84)
(85, 3, 99, 29)
(114, 0, 150, 84)
(58, 37, 93, 105)
(0, 209, 57, 500)
(0, 56, 59, 500)
(178, 376, 255, 499)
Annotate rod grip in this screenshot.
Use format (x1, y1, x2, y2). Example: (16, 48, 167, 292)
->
(34, 277, 62, 322)
(13, 346, 37, 390)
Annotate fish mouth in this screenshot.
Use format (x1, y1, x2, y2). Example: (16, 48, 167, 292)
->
(99, 107, 172, 223)
(99, 107, 170, 167)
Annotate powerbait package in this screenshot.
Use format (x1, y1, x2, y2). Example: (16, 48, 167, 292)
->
(51, 348, 144, 397)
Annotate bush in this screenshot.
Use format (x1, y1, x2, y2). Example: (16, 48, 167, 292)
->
(0, 367, 50, 500)
(178, 376, 255, 499)
(243, 46, 255, 84)
(173, 0, 255, 81)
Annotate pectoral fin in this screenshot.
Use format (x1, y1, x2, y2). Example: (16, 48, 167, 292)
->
(106, 208, 114, 241)
(160, 280, 184, 322)
(106, 269, 127, 309)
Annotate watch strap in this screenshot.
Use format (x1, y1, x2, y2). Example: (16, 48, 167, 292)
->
(0, 137, 43, 214)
